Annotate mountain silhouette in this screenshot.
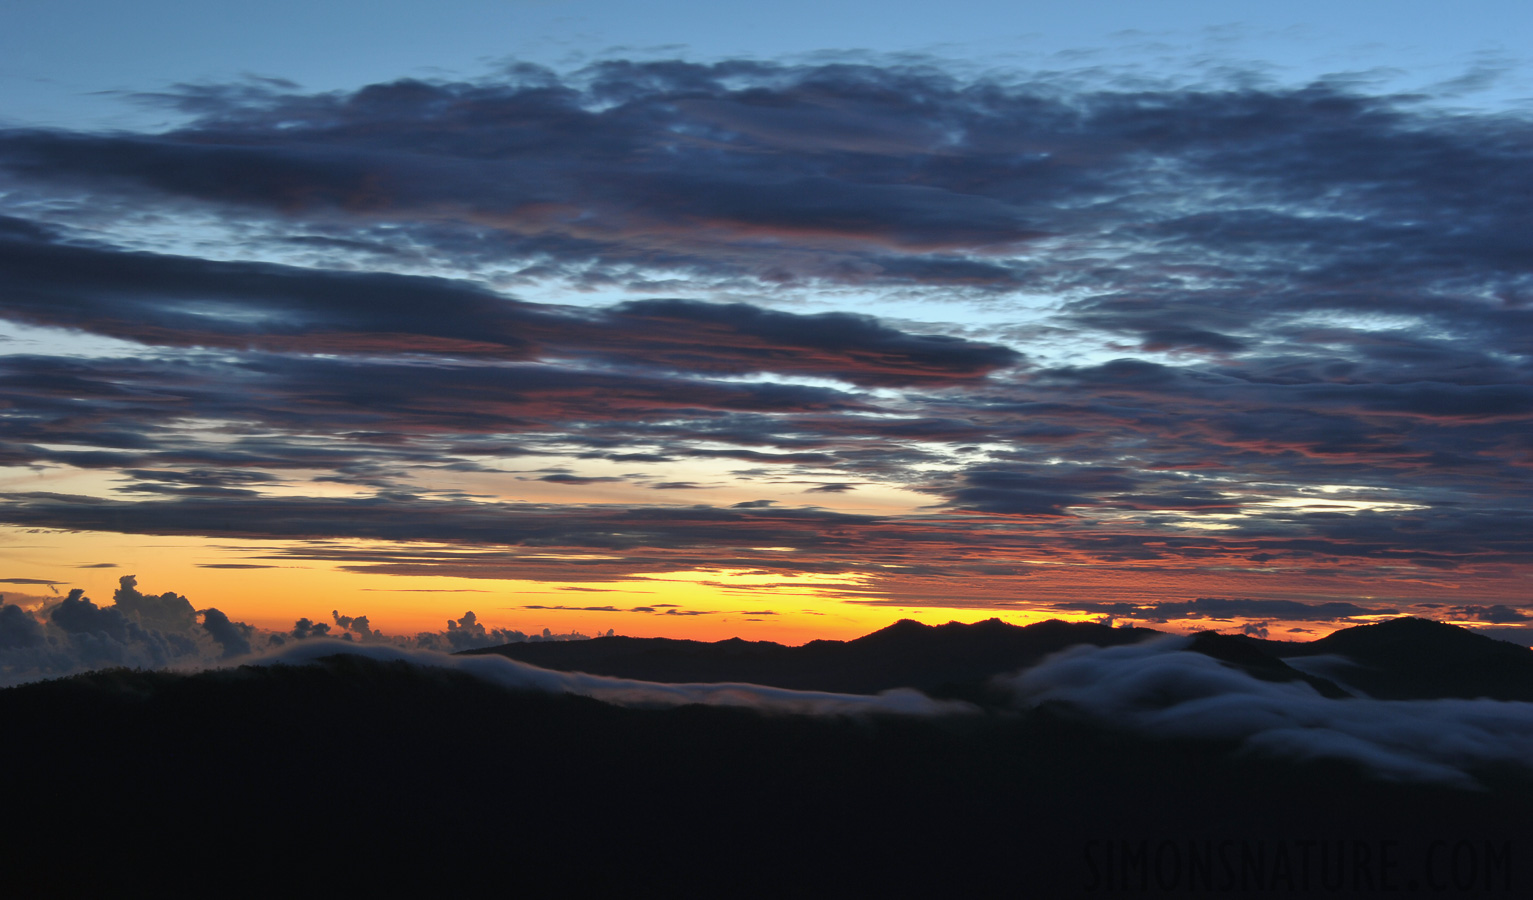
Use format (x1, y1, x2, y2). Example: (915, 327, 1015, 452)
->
(1182, 631, 1352, 698)
(468, 615, 1529, 701)
(464, 617, 1160, 697)
(1258, 617, 1533, 701)
(4, 635, 1529, 897)
(5, 616, 1532, 896)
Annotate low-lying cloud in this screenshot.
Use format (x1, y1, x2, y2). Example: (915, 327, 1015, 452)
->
(1003, 637, 1533, 789)
(249, 639, 974, 717)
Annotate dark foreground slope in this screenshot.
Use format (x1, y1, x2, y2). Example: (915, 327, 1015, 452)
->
(4, 651, 1530, 898)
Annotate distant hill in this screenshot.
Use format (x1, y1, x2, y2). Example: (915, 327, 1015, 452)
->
(1182, 631, 1352, 698)
(1257, 617, 1533, 701)
(467, 615, 1533, 702)
(463, 617, 1161, 697)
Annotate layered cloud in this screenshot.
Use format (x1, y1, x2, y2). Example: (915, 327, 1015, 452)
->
(6, 60, 1529, 303)
(0, 57, 1530, 631)
(0, 225, 1019, 385)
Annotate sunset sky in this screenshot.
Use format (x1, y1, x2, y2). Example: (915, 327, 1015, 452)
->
(2, 1, 1531, 656)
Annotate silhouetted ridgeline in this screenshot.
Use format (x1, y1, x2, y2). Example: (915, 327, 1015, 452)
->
(463, 617, 1161, 698)
(1246, 617, 1533, 701)
(468, 615, 1533, 703)
(3, 617, 1530, 896)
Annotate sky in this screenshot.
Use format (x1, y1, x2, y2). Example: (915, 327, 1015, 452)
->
(2, 0, 1532, 673)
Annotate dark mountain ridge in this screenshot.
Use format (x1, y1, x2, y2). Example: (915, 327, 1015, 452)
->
(1181, 630, 1352, 699)
(5, 637, 1530, 897)
(1240, 616, 1533, 701)
(468, 615, 1533, 702)
(463, 617, 1161, 697)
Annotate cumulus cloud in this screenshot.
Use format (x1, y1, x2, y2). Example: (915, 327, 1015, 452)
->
(290, 617, 331, 640)
(305, 607, 597, 651)
(0, 579, 257, 686)
(331, 610, 377, 641)
(0, 600, 45, 650)
(280, 608, 581, 652)
(412, 610, 551, 652)
(1003, 637, 1533, 789)
(0, 576, 600, 686)
(112, 575, 197, 633)
(200, 607, 254, 658)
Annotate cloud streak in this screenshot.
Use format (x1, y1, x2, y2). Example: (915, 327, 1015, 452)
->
(248, 640, 973, 716)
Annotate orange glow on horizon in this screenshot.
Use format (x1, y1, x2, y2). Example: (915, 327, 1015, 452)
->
(5, 524, 1528, 648)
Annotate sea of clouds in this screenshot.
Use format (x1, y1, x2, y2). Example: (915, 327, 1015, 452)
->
(1003, 636, 1533, 790)
(7, 578, 1533, 788)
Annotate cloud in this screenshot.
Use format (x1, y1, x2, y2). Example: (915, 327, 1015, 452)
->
(943, 465, 1135, 517)
(5, 62, 1525, 310)
(1469, 626, 1533, 647)
(0, 58, 1529, 616)
(200, 607, 253, 658)
(288, 608, 594, 650)
(112, 574, 198, 633)
(0, 576, 574, 683)
(0, 491, 880, 560)
(332, 610, 377, 641)
(0, 224, 1018, 387)
(517, 603, 721, 618)
(603, 299, 1021, 384)
(51, 589, 149, 645)
(804, 483, 857, 493)
(416, 610, 540, 652)
(1061, 597, 1393, 624)
(1003, 637, 1533, 789)
(248, 641, 974, 717)
(536, 473, 625, 486)
(0, 576, 607, 685)
(0, 579, 257, 685)
(290, 618, 331, 640)
(0, 601, 45, 650)
(1449, 605, 1533, 624)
